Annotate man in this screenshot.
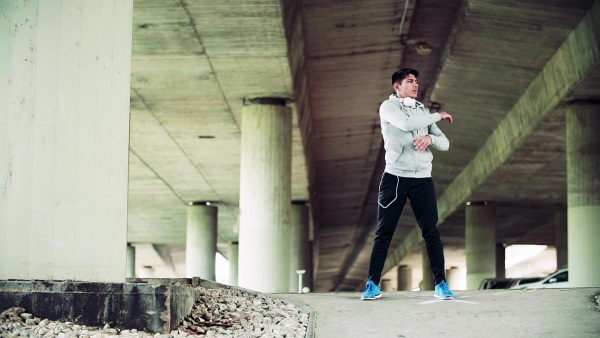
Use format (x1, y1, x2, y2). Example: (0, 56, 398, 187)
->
(361, 68, 454, 300)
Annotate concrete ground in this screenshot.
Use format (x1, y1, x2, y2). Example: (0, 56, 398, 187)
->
(276, 288, 600, 338)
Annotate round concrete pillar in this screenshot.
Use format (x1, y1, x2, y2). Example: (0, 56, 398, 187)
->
(228, 242, 239, 286)
(554, 210, 568, 270)
(238, 98, 292, 293)
(126, 244, 136, 278)
(139, 266, 156, 279)
(186, 204, 217, 280)
(446, 267, 464, 290)
(421, 246, 434, 290)
(496, 243, 506, 279)
(397, 265, 413, 291)
(289, 202, 309, 292)
(306, 241, 314, 292)
(466, 202, 496, 289)
(566, 102, 600, 287)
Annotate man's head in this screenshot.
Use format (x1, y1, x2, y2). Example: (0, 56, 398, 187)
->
(391, 68, 419, 99)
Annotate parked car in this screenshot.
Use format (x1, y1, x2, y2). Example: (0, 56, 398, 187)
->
(479, 278, 516, 290)
(478, 276, 544, 290)
(510, 276, 544, 288)
(509, 269, 569, 289)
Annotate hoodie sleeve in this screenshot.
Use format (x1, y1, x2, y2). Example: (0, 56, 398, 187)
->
(428, 122, 449, 151)
(379, 100, 442, 132)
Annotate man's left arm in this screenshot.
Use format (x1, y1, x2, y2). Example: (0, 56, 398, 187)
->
(428, 123, 449, 151)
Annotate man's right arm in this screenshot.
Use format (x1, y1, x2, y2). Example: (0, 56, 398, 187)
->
(379, 100, 441, 131)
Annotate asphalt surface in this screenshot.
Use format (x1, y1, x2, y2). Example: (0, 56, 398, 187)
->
(275, 288, 600, 338)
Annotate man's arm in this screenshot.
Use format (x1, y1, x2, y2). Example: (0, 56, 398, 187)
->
(380, 100, 441, 131)
(428, 122, 449, 151)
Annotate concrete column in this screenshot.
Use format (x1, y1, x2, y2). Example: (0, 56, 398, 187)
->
(566, 102, 600, 287)
(126, 244, 136, 279)
(306, 240, 314, 292)
(139, 266, 156, 279)
(186, 203, 217, 280)
(421, 246, 434, 290)
(228, 242, 239, 286)
(555, 210, 568, 270)
(466, 202, 496, 289)
(446, 267, 464, 290)
(397, 265, 413, 291)
(238, 97, 292, 293)
(0, 1, 133, 282)
(496, 243, 506, 279)
(289, 201, 309, 293)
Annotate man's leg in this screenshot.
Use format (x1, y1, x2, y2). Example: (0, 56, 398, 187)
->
(408, 178, 446, 285)
(367, 173, 408, 285)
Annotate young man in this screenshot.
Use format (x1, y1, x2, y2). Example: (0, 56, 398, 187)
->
(361, 68, 454, 300)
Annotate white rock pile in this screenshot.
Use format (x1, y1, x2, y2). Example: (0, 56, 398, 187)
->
(0, 286, 309, 338)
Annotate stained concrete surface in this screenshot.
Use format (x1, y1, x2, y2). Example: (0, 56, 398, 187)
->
(276, 289, 600, 338)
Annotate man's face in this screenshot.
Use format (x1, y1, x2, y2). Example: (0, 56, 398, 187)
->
(395, 74, 418, 98)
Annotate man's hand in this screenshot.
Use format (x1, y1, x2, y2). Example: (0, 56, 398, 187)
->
(440, 111, 453, 124)
(413, 135, 432, 152)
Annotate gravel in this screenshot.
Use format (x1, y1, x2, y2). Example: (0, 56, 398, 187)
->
(0, 285, 309, 338)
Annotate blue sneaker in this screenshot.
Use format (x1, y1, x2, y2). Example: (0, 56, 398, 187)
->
(361, 280, 381, 300)
(434, 280, 454, 299)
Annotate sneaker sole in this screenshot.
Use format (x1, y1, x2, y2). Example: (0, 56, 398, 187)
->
(434, 294, 454, 300)
(361, 294, 381, 300)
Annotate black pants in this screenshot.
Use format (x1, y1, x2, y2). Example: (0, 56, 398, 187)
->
(367, 173, 446, 286)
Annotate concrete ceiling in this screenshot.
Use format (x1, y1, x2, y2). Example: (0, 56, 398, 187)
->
(127, 0, 600, 291)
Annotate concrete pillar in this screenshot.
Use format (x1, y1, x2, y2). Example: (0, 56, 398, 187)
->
(421, 246, 434, 290)
(566, 102, 600, 287)
(446, 267, 463, 290)
(186, 203, 217, 280)
(139, 266, 156, 279)
(228, 242, 239, 286)
(0, 1, 133, 282)
(466, 202, 496, 289)
(397, 265, 413, 291)
(126, 244, 136, 278)
(555, 210, 568, 270)
(306, 240, 314, 292)
(496, 243, 505, 279)
(289, 201, 309, 293)
(238, 97, 292, 293)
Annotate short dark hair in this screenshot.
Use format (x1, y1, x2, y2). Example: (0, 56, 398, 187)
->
(391, 68, 419, 85)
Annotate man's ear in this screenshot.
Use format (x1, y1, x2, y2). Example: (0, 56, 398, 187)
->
(393, 83, 399, 91)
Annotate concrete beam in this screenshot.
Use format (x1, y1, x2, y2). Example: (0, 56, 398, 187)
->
(382, 1, 600, 274)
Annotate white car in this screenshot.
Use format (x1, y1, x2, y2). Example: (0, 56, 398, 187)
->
(510, 269, 569, 289)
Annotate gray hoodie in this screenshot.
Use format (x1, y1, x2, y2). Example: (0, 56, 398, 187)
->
(379, 94, 449, 178)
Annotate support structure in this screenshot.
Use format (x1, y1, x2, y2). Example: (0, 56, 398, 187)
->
(496, 243, 505, 279)
(127, 244, 136, 278)
(446, 267, 463, 290)
(186, 203, 217, 280)
(238, 97, 292, 293)
(397, 265, 412, 291)
(0, 0, 133, 282)
(289, 202, 309, 292)
(421, 246, 434, 290)
(466, 202, 496, 289)
(566, 101, 600, 287)
(228, 242, 239, 286)
(555, 210, 568, 270)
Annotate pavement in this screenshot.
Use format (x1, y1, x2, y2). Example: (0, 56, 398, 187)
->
(275, 288, 600, 338)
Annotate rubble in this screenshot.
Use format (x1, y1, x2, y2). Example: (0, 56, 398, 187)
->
(0, 285, 309, 338)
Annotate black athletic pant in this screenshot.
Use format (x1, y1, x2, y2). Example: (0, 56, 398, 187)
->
(367, 173, 446, 286)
